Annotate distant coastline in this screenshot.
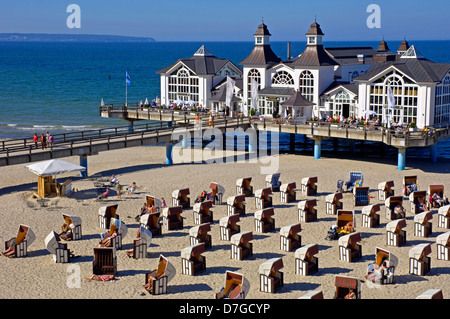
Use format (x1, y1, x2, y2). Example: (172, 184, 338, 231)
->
(0, 33, 156, 42)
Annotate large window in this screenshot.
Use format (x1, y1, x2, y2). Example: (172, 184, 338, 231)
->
(167, 67, 199, 103)
(272, 71, 294, 85)
(247, 69, 261, 106)
(327, 90, 355, 118)
(435, 72, 450, 125)
(299, 71, 314, 102)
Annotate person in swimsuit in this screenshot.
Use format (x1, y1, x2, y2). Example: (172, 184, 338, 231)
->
(85, 275, 116, 282)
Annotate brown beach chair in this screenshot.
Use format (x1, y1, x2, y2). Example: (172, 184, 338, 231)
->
(295, 243, 319, 276)
(209, 182, 225, 205)
(301, 177, 317, 196)
(92, 247, 117, 275)
(361, 204, 381, 228)
(280, 223, 302, 252)
(298, 290, 324, 299)
(4, 225, 36, 258)
(254, 207, 275, 233)
(403, 175, 418, 196)
(427, 185, 446, 209)
(338, 232, 362, 262)
(146, 195, 163, 213)
(162, 206, 183, 231)
(414, 211, 433, 237)
(333, 275, 361, 299)
(385, 196, 404, 220)
(255, 187, 273, 209)
(98, 204, 119, 229)
(62, 214, 82, 240)
(230, 231, 253, 260)
(438, 205, 450, 229)
(140, 211, 162, 236)
(193, 200, 213, 224)
(409, 243, 432, 276)
(172, 188, 190, 209)
(144, 255, 176, 295)
(386, 218, 407, 246)
(259, 257, 284, 293)
(409, 191, 428, 214)
(215, 271, 250, 299)
(298, 199, 317, 222)
(325, 192, 343, 215)
(377, 180, 394, 201)
(265, 173, 281, 192)
(227, 195, 246, 216)
(181, 243, 206, 276)
(416, 289, 444, 299)
(436, 231, 450, 260)
(189, 223, 212, 248)
(236, 177, 253, 196)
(365, 247, 398, 284)
(219, 214, 240, 241)
(45, 231, 72, 263)
(280, 182, 297, 203)
(335, 210, 356, 237)
(131, 226, 152, 259)
(353, 186, 370, 206)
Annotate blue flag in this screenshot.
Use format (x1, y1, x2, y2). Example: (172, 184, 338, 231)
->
(126, 72, 131, 85)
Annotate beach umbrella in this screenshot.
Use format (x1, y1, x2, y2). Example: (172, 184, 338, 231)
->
(144, 98, 149, 106)
(187, 100, 196, 106)
(174, 99, 184, 105)
(27, 159, 86, 177)
(100, 98, 105, 107)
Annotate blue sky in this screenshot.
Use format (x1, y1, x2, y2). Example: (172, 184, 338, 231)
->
(0, 0, 449, 41)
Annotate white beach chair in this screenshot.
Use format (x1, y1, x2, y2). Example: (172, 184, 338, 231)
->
(365, 247, 398, 284)
(416, 289, 443, 299)
(409, 190, 428, 214)
(338, 232, 362, 262)
(427, 184, 446, 209)
(106, 218, 128, 250)
(226, 195, 246, 216)
(414, 211, 433, 237)
(385, 196, 405, 220)
(334, 210, 356, 237)
(209, 182, 225, 205)
(62, 213, 82, 240)
(254, 207, 275, 233)
(301, 177, 318, 196)
(377, 181, 394, 201)
(98, 204, 119, 229)
(215, 271, 251, 299)
(132, 226, 153, 259)
(280, 223, 302, 252)
(146, 195, 163, 213)
(181, 243, 206, 276)
(162, 206, 183, 230)
(45, 231, 71, 263)
(294, 243, 319, 276)
(144, 254, 176, 295)
(403, 175, 418, 196)
(361, 204, 381, 228)
(280, 182, 297, 203)
(172, 188, 190, 209)
(298, 290, 324, 299)
(4, 225, 36, 258)
(230, 231, 253, 260)
(409, 243, 432, 276)
(193, 200, 214, 224)
(436, 231, 450, 260)
(386, 219, 407, 247)
(140, 211, 162, 236)
(236, 177, 253, 196)
(298, 199, 318, 222)
(265, 173, 281, 192)
(438, 205, 450, 229)
(259, 257, 284, 293)
(326, 192, 343, 215)
(255, 187, 273, 209)
(189, 223, 212, 248)
(219, 214, 240, 241)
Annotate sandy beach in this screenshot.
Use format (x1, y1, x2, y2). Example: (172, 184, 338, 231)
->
(1, 144, 449, 300)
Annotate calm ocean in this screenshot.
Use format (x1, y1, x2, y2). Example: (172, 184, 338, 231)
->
(1, 40, 449, 159)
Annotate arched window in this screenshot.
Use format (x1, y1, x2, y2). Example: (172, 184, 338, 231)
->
(272, 71, 294, 85)
(435, 72, 450, 125)
(247, 69, 261, 105)
(167, 67, 199, 103)
(299, 71, 314, 102)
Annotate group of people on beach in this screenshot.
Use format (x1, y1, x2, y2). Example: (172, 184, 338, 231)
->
(33, 131, 54, 150)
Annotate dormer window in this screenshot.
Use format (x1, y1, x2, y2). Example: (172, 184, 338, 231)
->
(256, 37, 263, 44)
(308, 37, 316, 44)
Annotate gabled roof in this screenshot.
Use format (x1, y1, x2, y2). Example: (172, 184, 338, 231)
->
(281, 90, 315, 107)
(321, 81, 359, 97)
(291, 45, 338, 67)
(156, 46, 241, 76)
(258, 87, 295, 97)
(209, 85, 242, 102)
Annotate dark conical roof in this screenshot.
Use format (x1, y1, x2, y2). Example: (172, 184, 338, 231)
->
(254, 22, 272, 36)
(377, 38, 390, 52)
(397, 38, 410, 52)
(306, 20, 325, 36)
(281, 90, 315, 107)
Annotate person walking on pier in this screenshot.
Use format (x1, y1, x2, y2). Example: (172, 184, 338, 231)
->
(33, 133, 38, 148)
(40, 133, 46, 149)
(48, 133, 54, 149)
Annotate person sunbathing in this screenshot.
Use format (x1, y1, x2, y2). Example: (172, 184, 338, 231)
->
(86, 274, 116, 282)
(344, 289, 356, 299)
(59, 222, 73, 241)
(430, 193, 444, 208)
(2, 239, 21, 258)
(127, 182, 137, 195)
(393, 203, 405, 219)
(98, 230, 118, 247)
(417, 197, 429, 212)
(143, 270, 163, 292)
(96, 188, 110, 201)
(194, 191, 207, 203)
(365, 260, 389, 284)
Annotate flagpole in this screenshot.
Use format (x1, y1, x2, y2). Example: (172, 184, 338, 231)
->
(125, 71, 128, 106)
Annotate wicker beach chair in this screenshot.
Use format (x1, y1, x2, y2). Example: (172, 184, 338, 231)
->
(146, 195, 163, 213)
(189, 222, 212, 248)
(409, 191, 428, 214)
(294, 243, 319, 276)
(280, 182, 297, 203)
(298, 199, 317, 222)
(193, 200, 214, 225)
(353, 186, 370, 206)
(416, 289, 444, 299)
(144, 255, 176, 295)
(333, 275, 361, 299)
(92, 247, 117, 275)
(386, 218, 407, 246)
(409, 243, 432, 276)
(140, 211, 162, 236)
(265, 173, 282, 192)
(230, 231, 253, 260)
(45, 231, 72, 263)
(436, 231, 450, 260)
(209, 182, 225, 205)
(334, 210, 356, 237)
(255, 187, 273, 209)
(219, 214, 240, 241)
(98, 204, 119, 229)
(427, 185, 446, 209)
(338, 232, 362, 262)
(280, 223, 302, 252)
(414, 211, 433, 237)
(298, 290, 324, 299)
(181, 243, 206, 276)
(385, 196, 405, 220)
(131, 226, 153, 259)
(162, 206, 183, 231)
(438, 205, 450, 229)
(301, 177, 318, 196)
(326, 192, 343, 215)
(365, 247, 398, 284)
(236, 177, 253, 196)
(215, 271, 250, 299)
(403, 175, 418, 196)
(378, 180, 394, 201)
(259, 257, 284, 293)
(226, 195, 246, 216)
(62, 214, 82, 240)
(172, 188, 190, 209)
(104, 218, 128, 250)
(361, 204, 381, 228)
(4, 225, 36, 258)
(254, 207, 275, 233)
